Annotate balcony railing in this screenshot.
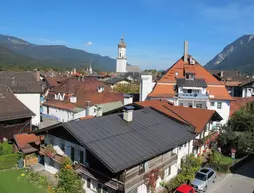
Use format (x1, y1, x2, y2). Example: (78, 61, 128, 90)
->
(178, 93, 209, 99)
(74, 163, 124, 192)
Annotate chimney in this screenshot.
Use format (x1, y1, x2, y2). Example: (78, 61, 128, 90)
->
(96, 106, 103, 117)
(184, 41, 188, 63)
(97, 86, 104, 93)
(221, 71, 224, 78)
(123, 106, 134, 122)
(35, 70, 40, 81)
(86, 101, 91, 116)
(123, 94, 133, 105)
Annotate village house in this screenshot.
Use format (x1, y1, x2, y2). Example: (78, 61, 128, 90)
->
(0, 85, 35, 140)
(0, 71, 42, 127)
(134, 100, 222, 156)
(139, 41, 233, 125)
(42, 76, 125, 122)
(104, 77, 131, 89)
(34, 106, 196, 193)
(241, 79, 254, 98)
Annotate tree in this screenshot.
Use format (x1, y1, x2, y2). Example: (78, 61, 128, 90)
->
(56, 157, 84, 193)
(113, 83, 140, 94)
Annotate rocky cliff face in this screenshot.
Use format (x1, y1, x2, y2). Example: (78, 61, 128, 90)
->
(205, 35, 254, 73)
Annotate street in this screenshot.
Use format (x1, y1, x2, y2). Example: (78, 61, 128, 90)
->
(207, 159, 254, 193)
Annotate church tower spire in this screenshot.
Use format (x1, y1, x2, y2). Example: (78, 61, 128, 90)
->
(116, 36, 127, 73)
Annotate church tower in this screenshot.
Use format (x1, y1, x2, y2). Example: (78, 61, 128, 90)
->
(89, 59, 93, 74)
(116, 37, 127, 72)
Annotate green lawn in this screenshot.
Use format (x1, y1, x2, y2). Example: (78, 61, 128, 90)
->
(219, 155, 235, 165)
(0, 169, 46, 193)
(0, 153, 20, 170)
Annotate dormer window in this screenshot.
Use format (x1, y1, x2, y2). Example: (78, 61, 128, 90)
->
(185, 73, 195, 80)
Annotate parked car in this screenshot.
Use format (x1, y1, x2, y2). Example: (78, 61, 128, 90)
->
(174, 184, 196, 193)
(190, 167, 216, 192)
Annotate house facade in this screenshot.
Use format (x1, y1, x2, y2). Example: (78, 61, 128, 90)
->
(241, 79, 254, 98)
(0, 71, 42, 127)
(0, 85, 35, 140)
(34, 107, 195, 193)
(140, 41, 233, 125)
(42, 76, 124, 122)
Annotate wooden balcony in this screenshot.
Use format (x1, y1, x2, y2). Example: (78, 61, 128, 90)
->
(39, 145, 65, 163)
(74, 163, 124, 192)
(124, 153, 178, 192)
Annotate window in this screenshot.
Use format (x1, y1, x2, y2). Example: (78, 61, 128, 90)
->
(60, 141, 65, 152)
(210, 102, 215, 106)
(208, 171, 214, 179)
(183, 143, 187, 147)
(188, 103, 193, 108)
(217, 102, 222, 109)
(97, 184, 102, 193)
(71, 147, 75, 161)
(47, 107, 49, 114)
(187, 89, 192, 93)
(196, 104, 202, 108)
(164, 166, 171, 177)
(87, 178, 91, 188)
(49, 158, 54, 167)
(139, 163, 145, 174)
(179, 145, 182, 150)
(80, 150, 84, 164)
(48, 135, 54, 145)
(179, 103, 183, 106)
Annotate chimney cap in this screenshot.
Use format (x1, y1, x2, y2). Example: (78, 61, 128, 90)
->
(124, 106, 135, 111)
(123, 94, 132, 98)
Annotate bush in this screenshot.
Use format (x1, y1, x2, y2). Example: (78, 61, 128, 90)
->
(164, 154, 202, 192)
(20, 169, 50, 188)
(0, 142, 13, 155)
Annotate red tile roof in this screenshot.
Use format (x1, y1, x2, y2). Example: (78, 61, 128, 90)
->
(135, 100, 221, 133)
(149, 56, 233, 101)
(230, 97, 254, 116)
(207, 86, 234, 101)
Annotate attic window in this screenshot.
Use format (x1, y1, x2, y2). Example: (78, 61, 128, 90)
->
(0, 94, 4, 99)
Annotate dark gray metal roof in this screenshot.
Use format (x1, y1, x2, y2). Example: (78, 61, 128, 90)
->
(177, 78, 207, 88)
(64, 107, 195, 173)
(0, 71, 42, 93)
(0, 85, 35, 121)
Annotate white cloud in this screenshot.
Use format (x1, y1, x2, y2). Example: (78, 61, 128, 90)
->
(85, 41, 93, 46)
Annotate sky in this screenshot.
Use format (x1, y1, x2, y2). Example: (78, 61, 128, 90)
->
(1, 0, 254, 70)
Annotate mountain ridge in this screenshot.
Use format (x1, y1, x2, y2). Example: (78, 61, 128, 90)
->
(0, 34, 118, 72)
(205, 35, 254, 73)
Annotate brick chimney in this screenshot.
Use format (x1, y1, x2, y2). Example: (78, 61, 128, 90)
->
(184, 41, 188, 63)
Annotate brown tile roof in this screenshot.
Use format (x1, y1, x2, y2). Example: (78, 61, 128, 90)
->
(44, 89, 124, 112)
(45, 77, 65, 87)
(230, 97, 254, 116)
(0, 71, 41, 93)
(223, 81, 242, 87)
(148, 84, 175, 98)
(0, 85, 35, 121)
(13, 133, 43, 154)
(207, 86, 234, 101)
(51, 76, 108, 94)
(135, 100, 221, 133)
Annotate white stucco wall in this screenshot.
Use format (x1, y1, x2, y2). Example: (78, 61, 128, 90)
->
(15, 93, 40, 126)
(243, 88, 253, 97)
(207, 100, 230, 125)
(140, 75, 155, 101)
(42, 105, 97, 122)
(116, 58, 127, 73)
